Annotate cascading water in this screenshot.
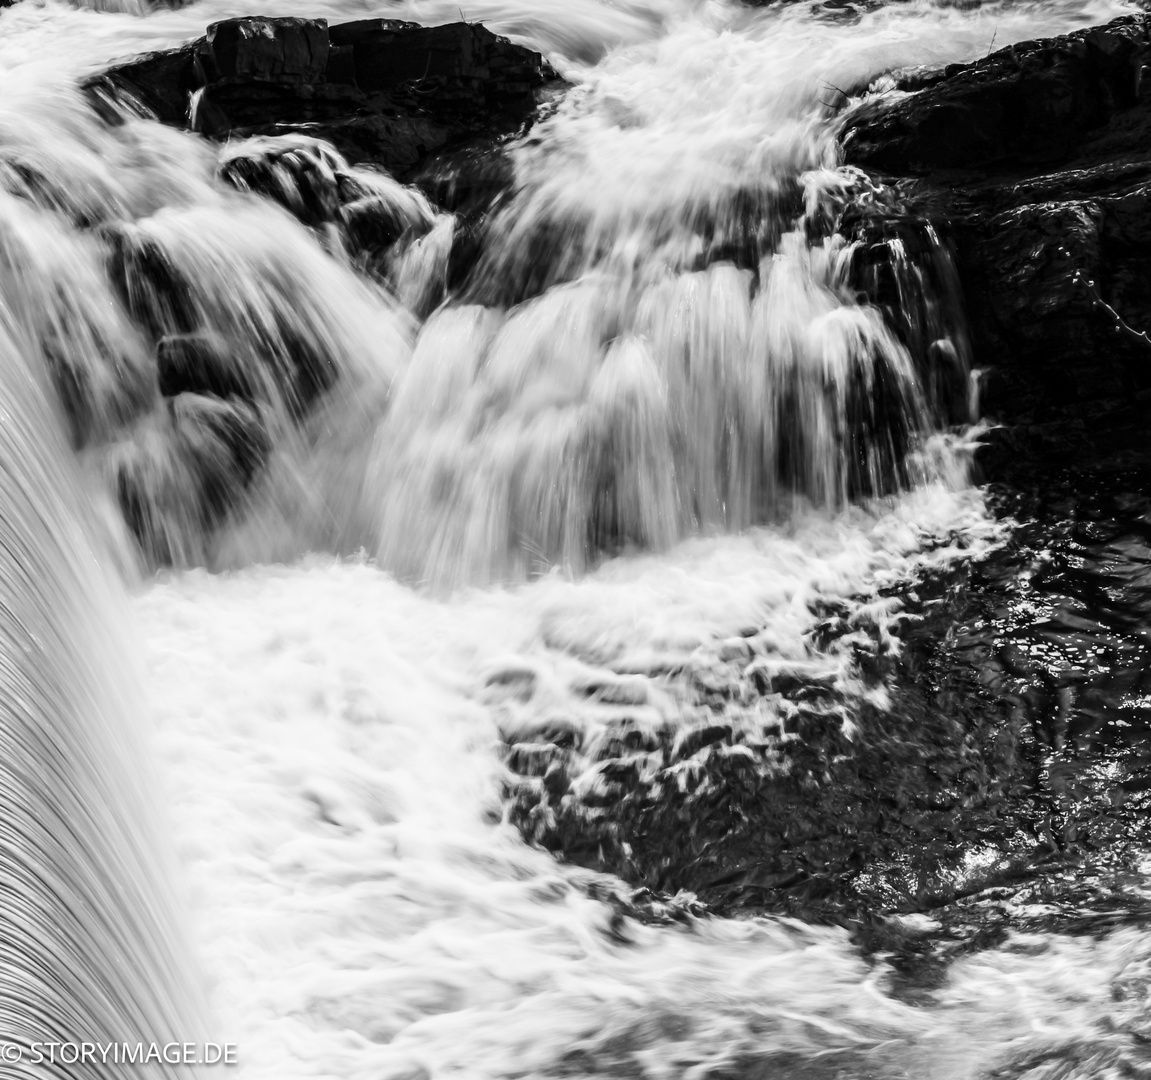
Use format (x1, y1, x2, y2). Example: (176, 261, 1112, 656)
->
(0, 320, 206, 1075)
(1, 0, 1150, 1077)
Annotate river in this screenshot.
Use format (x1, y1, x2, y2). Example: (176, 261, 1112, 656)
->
(0, 0, 1147, 1076)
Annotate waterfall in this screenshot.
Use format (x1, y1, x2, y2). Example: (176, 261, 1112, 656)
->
(0, 320, 205, 1076)
(0, 18, 974, 588)
(0, 0, 1128, 582)
(0, 0, 1143, 1077)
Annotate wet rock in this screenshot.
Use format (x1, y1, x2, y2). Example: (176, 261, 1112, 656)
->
(218, 138, 344, 227)
(410, 144, 518, 305)
(217, 135, 438, 281)
(442, 214, 489, 293)
(156, 334, 255, 402)
(106, 211, 347, 416)
(205, 17, 329, 84)
(85, 16, 561, 180)
(92, 17, 556, 311)
(261, 311, 338, 416)
(843, 18, 1150, 175)
(503, 461, 1151, 971)
(505, 742, 562, 777)
(169, 392, 270, 525)
(45, 336, 154, 451)
(112, 392, 271, 564)
(672, 723, 733, 759)
(341, 193, 425, 253)
(85, 47, 202, 126)
(327, 17, 422, 50)
(105, 225, 199, 338)
(839, 13, 1151, 475)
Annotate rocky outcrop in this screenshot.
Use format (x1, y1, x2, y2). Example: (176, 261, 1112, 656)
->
(844, 18, 1151, 174)
(74, 16, 559, 563)
(839, 14, 1151, 477)
(216, 136, 438, 260)
(86, 16, 560, 178)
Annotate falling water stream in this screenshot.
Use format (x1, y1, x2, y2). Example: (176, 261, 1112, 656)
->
(0, 0, 1149, 1077)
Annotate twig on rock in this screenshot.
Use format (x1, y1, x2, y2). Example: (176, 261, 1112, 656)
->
(1074, 269, 1151, 352)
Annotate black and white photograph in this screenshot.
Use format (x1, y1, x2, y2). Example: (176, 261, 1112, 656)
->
(0, 0, 1148, 1075)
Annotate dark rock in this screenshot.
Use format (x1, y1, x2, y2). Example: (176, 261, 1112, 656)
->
(839, 13, 1151, 475)
(505, 742, 564, 777)
(259, 311, 337, 417)
(84, 16, 562, 180)
(287, 112, 454, 177)
(841, 204, 974, 426)
(113, 392, 271, 564)
(169, 392, 270, 524)
(412, 140, 517, 214)
(218, 134, 439, 282)
(443, 214, 488, 293)
(45, 336, 153, 451)
(843, 16, 1151, 175)
(106, 219, 340, 416)
(346, 21, 540, 98)
(341, 193, 422, 253)
(205, 17, 329, 84)
(673, 723, 733, 759)
(328, 18, 421, 49)
(105, 225, 199, 338)
(219, 138, 344, 226)
(156, 334, 256, 402)
(88, 47, 201, 126)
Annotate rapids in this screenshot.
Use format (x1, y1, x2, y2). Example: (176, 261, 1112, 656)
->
(0, 0, 1148, 1077)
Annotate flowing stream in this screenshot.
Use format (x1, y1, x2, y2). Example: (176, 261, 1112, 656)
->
(0, 0, 1149, 1077)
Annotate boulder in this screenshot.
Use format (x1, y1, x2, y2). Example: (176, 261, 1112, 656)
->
(104, 225, 199, 339)
(156, 333, 256, 402)
(218, 137, 345, 226)
(327, 17, 422, 49)
(86, 16, 561, 178)
(169, 391, 270, 525)
(205, 17, 329, 84)
(340, 193, 415, 252)
(217, 135, 439, 278)
(86, 47, 202, 127)
(411, 140, 516, 214)
(112, 393, 271, 564)
(843, 18, 1150, 175)
(839, 13, 1151, 476)
(259, 310, 338, 417)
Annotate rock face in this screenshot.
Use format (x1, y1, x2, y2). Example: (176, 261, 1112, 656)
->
(839, 14, 1151, 477)
(844, 20, 1150, 174)
(217, 134, 436, 241)
(87, 16, 560, 177)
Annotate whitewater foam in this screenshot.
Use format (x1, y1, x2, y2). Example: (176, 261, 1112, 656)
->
(143, 479, 995, 1079)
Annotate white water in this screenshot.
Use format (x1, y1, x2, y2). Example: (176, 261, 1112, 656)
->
(145, 483, 989, 1080)
(0, 310, 206, 1076)
(0, 0, 1147, 1076)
